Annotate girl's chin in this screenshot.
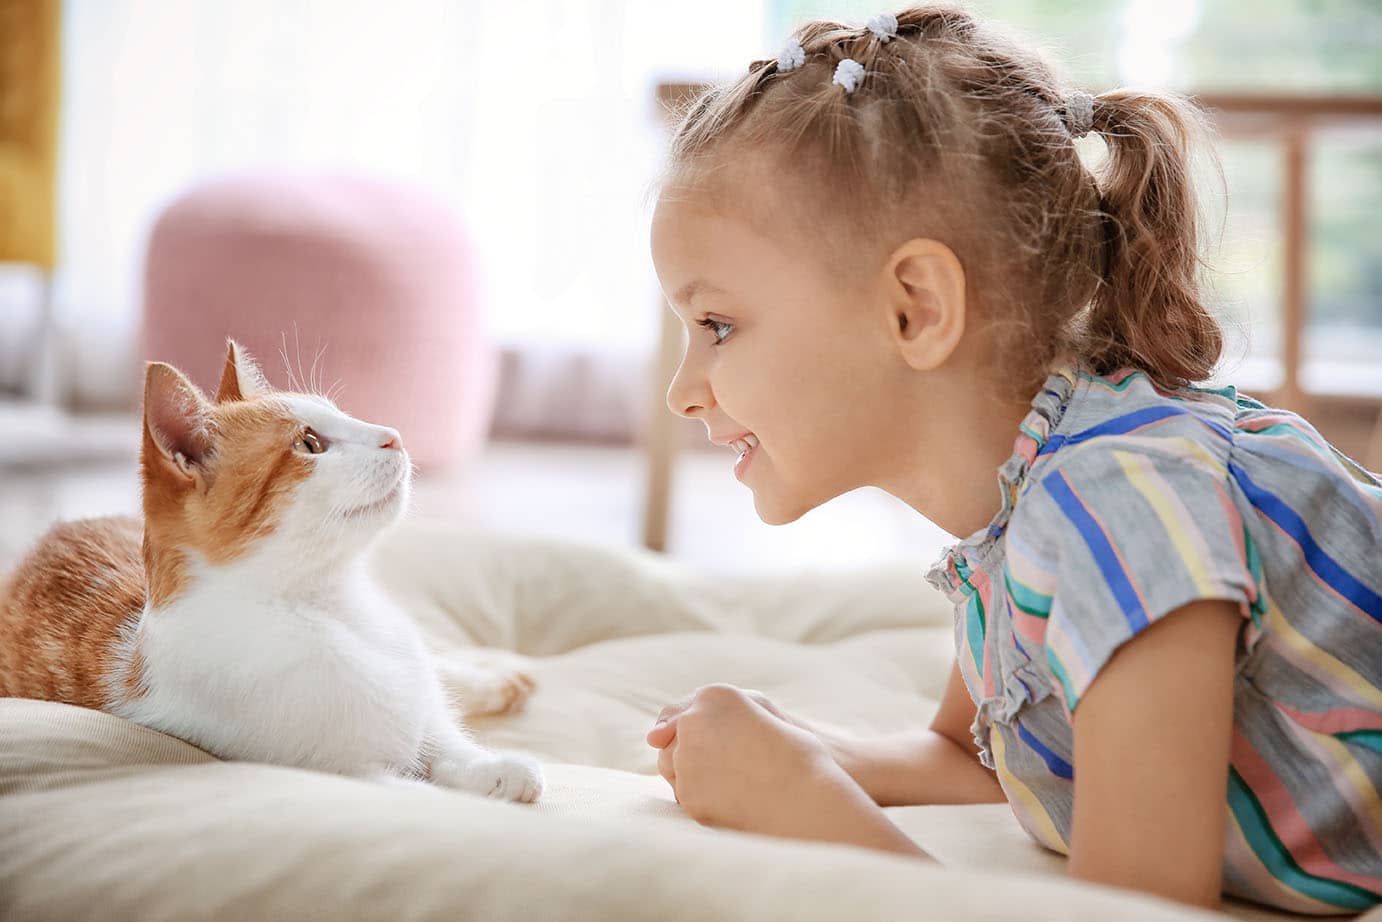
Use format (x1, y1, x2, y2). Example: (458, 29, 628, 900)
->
(750, 486, 811, 527)
(748, 468, 850, 526)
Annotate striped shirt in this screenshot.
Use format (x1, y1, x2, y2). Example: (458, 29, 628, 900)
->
(926, 367, 1381, 914)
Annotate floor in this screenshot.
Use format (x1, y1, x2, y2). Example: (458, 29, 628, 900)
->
(0, 404, 955, 577)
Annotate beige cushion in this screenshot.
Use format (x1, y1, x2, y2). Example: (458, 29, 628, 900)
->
(2, 699, 1228, 922)
(0, 522, 1342, 920)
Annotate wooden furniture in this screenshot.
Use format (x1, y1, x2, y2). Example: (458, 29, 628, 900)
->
(639, 87, 1382, 551)
(640, 83, 706, 552)
(0, 0, 62, 405)
(1195, 94, 1382, 416)
(1195, 95, 1382, 471)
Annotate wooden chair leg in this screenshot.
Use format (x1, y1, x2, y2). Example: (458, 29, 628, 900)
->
(1366, 405, 1382, 475)
(640, 297, 682, 552)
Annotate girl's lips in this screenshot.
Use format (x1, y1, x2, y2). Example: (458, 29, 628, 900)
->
(711, 431, 754, 448)
(733, 442, 758, 480)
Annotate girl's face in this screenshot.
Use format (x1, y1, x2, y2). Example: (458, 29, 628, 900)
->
(650, 191, 906, 525)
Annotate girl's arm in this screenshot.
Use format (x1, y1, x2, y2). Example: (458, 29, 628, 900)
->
(649, 662, 1004, 808)
(1069, 598, 1240, 910)
(822, 661, 1008, 807)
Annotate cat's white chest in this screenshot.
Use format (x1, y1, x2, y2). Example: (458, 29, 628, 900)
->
(119, 579, 442, 776)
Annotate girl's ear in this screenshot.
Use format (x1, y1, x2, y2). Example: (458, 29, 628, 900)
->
(883, 238, 967, 371)
(216, 339, 269, 403)
(143, 362, 213, 488)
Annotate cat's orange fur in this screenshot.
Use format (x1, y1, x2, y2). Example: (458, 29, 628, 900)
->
(0, 345, 314, 711)
(0, 517, 145, 708)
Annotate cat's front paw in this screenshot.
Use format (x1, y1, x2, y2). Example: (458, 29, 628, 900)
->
(435, 752, 544, 804)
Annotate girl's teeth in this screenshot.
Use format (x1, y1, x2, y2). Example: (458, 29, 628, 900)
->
(744, 434, 759, 449)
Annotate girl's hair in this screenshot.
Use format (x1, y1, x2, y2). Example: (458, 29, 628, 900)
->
(663, 4, 1223, 396)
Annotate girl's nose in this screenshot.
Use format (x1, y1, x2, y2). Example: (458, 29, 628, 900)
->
(666, 357, 710, 419)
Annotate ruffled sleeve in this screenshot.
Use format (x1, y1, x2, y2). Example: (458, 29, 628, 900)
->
(925, 370, 1077, 766)
(1010, 430, 1256, 714)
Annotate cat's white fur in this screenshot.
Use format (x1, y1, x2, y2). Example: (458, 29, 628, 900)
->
(113, 375, 542, 802)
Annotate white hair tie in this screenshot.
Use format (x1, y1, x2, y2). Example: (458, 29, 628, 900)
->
(866, 13, 898, 42)
(832, 58, 866, 94)
(1062, 91, 1095, 139)
(777, 40, 806, 72)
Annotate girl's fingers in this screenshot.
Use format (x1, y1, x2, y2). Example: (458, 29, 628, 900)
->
(657, 737, 678, 798)
(655, 696, 693, 724)
(646, 715, 679, 748)
(648, 693, 698, 747)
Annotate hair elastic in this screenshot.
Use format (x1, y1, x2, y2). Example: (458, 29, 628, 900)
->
(833, 58, 866, 93)
(777, 40, 806, 72)
(866, 13, 899, 42)
(1062, 91, 1095, 138)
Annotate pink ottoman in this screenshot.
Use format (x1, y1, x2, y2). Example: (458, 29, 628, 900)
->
(141, 172, 496, 470)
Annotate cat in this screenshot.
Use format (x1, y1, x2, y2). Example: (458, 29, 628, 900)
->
(0, 341, 542, 802)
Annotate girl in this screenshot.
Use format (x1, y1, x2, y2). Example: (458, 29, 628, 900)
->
(643, 5, 1381, 915)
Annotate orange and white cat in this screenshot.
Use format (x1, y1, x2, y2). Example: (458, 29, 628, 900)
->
(0, 341, 542, 802)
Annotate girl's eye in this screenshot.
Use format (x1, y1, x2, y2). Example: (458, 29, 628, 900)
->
(297, 428, 328, 454)
(696, 317, 735, 345)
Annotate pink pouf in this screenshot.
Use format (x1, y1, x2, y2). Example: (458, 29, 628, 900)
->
(141, 172, 495, 470)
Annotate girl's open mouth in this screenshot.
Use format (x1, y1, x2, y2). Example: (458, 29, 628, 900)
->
(731, 436, 759, 480)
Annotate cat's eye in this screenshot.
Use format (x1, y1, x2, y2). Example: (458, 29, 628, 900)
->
(297, 428, 328, 455)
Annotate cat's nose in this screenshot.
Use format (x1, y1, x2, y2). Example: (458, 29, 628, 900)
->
(378, 428, 403, 451)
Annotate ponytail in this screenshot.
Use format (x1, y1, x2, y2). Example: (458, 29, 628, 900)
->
(1083, 90, 1222, 387)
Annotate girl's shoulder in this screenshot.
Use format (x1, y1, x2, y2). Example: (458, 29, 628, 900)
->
(1007, 364, 1381, 612)
(1017, 367, 1241, 506)
(1047, 366, 1380, 496)
(999, 370, 1263, 711)
(1048, 367, 1240, 453)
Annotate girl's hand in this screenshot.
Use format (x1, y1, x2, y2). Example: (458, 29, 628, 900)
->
(647, 685, 813, 754)
(649, 675, 1008, 809)
(645, 684, 926, 856)
(647, 684, 832, 827)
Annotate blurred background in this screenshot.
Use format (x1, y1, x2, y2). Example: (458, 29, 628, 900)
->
(1, 0, 1379, 576)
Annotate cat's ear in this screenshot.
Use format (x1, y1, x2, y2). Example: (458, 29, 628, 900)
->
(143, 362, 213, 486)
(216, 339, 269, 403)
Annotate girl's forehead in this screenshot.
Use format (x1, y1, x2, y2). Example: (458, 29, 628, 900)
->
(655, 160, 882, 298)
(655, 195, 791, 267)
(663, 204, 872, 303)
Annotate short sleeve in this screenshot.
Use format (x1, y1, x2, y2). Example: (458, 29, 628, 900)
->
(1013, 443, 1254, 714)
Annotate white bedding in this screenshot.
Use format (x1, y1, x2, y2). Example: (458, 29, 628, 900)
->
(0, 521, 1341, 921)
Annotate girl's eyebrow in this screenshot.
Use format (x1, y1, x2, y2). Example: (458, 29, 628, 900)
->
(672, 279, 725, 306)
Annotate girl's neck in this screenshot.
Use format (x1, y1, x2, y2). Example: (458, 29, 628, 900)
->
(883, 371, 1034, 541)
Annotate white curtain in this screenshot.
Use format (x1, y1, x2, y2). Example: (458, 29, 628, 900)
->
(0, 0, 772, 411)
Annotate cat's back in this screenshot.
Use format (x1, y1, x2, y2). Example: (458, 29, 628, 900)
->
(0, 515, 146, 708)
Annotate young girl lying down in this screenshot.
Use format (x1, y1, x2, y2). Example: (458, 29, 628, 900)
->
(644, 5, 1381, 914)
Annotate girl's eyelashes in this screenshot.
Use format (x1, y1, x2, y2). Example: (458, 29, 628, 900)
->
(697, 317, 735, 345)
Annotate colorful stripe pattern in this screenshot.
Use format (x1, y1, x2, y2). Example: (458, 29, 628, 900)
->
(926, 368, 1382, 913)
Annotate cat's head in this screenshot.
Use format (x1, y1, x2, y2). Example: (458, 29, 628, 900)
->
(140, 341, 410, 598)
